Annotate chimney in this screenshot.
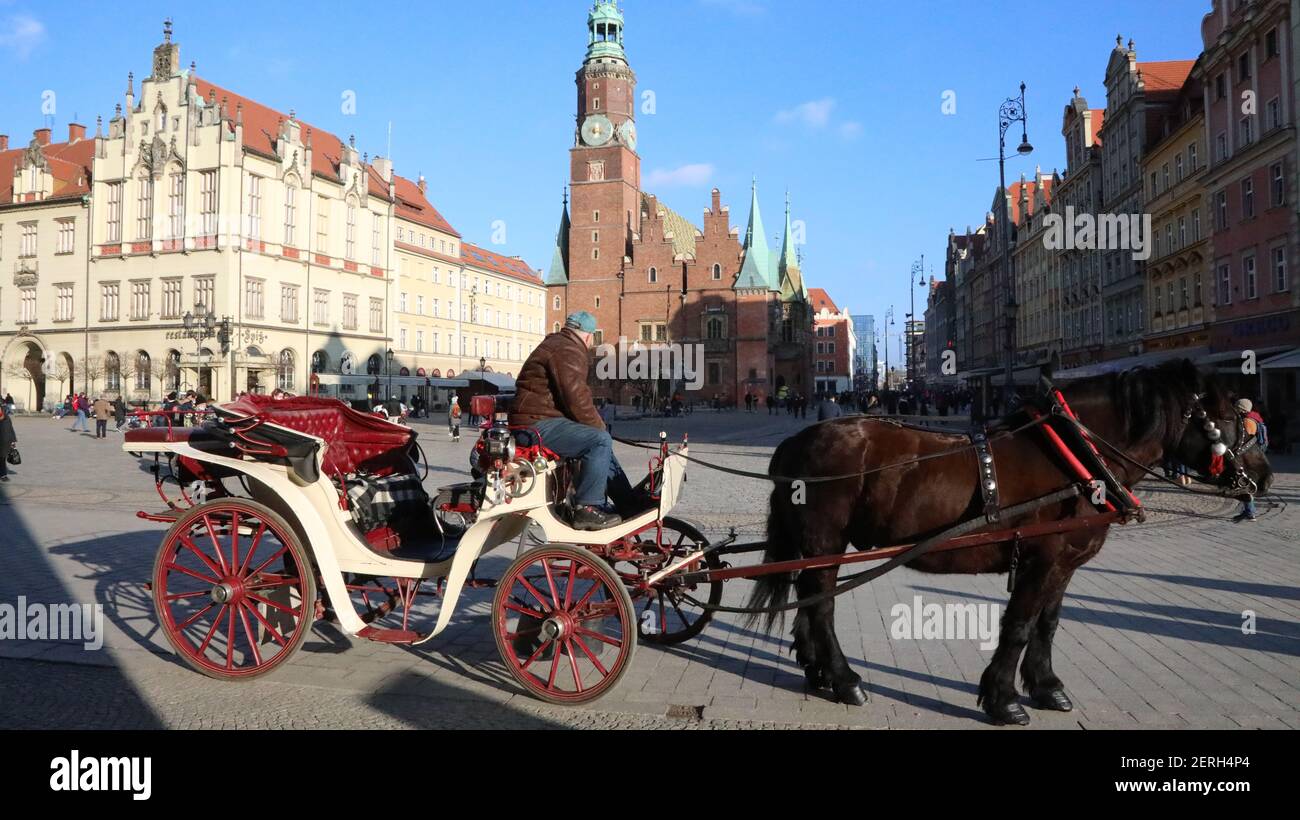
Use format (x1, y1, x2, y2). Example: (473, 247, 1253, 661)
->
(68, 123, 86, 143)
(417, 174, 427, 195)
(711, 188, 721, 212)
(371, 155, 392, 183)
(0, 135, 8, 152)
(34, 127, 51, 146)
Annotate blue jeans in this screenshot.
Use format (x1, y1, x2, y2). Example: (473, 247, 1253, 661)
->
(532, 417, 631, 508)
(71, 410, 88, 431)
(1241, 496, 1257, 517)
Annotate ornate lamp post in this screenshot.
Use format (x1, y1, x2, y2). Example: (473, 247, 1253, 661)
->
(998, 82, 1033, 406)
(181, 305, 231, 400)
(385, 348, 395, 400)
(906, 254, 926, 389)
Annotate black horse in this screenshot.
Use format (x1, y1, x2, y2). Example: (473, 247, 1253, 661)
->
(748, 360, 1273, 725)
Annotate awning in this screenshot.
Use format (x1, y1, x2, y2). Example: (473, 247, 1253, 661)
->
(1195, 346, 1292, 371)
(314, 374, 469, 388)
(462, 371, 517, 391)
(1260, 348, 1300, 370)
(1054, 346, 1210, 381)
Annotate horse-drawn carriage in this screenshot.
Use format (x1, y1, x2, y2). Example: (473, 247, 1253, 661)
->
(126, 393, 719, 703)
(126, 361, 1273, 722)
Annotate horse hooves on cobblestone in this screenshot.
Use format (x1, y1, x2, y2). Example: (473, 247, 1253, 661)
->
(987, 701, 1031, 726)
(1031, 688, 1073, 712)
(835, 682, 868, 706)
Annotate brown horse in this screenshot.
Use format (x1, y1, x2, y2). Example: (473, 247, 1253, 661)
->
(748, 360, 1273, 725)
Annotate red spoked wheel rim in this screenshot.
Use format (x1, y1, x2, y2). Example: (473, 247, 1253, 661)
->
(493, 545, 636, 704)
(152, 499, 315, 680)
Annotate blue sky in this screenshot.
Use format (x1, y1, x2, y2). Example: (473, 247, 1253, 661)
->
(1, 0, 1206, 348)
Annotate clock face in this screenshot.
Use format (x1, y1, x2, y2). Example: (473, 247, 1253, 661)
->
(581, 114, 613, 147)
(618, 121, 637, 151)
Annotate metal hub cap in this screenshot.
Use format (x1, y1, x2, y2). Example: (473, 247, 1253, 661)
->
(210, 582, 237, 605)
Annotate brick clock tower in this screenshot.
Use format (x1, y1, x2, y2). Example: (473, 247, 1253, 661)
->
(548, 0, 639, 340)
(545, 1, 815, 405)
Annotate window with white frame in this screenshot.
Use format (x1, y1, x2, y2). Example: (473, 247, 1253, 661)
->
(416, 295, 424, 315)
(19, 222, 37, 257)
(246, 175, 262, 239)
(195, 277, 215, 313)
(245, 278, 265, 319)
(343, 293, 358, 330)
(1218, 263, 1232, 305)
(135, 351, 151, 391)
(100, 282, 120, 321)
(284, 184, 297, 246)
(56, 219, 75, 254)
(1188, 142, 1197, 170)
(1270, 162, 1285, 207)
(161, 279, 182, 318)
(316, 196, 329, 253)
(1243, 254, 1257, 299)
(345, 203, 357, 260)
(1266, 98, 1281, 131)
(1272, 246, 1287, 293)
(168, 173, 184, 239)
(416, 330, 424, 352)
(400, 292, 408, 313)
(313, 289, 329, 326)
(199, 171, 217, 236)
(371, 214, 381, 265)
(54, 284, 73, 322)
(400, 328, 408, 349)
(106, 182, 123, 242)
(369, 297, 383, 333)
(130, 281, 150, 320)
(19, 288, 36, 324)
(1242, 178, 1254, 219)
(281, 285, 299, 323)
(136, 176, 153, 240)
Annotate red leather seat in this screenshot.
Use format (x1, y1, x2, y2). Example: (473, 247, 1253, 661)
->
(220, 395, 415, 477)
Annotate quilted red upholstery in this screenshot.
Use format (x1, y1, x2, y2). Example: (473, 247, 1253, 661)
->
(220, 394, 415, 477)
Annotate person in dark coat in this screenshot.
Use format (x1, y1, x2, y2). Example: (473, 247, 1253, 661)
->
(0, 403, 17, 481)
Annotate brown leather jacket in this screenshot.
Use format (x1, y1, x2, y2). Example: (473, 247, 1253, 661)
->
(510, 328, 604, 430)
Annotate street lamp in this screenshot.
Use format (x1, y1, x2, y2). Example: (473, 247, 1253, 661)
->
(906, 254, 926, 389)
(998, 82, 1032, 408)
(180, 305, 230, 400)
(385, 348, 394, 400)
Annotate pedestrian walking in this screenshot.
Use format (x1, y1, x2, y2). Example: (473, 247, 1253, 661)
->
(0, 402, 16, 482)
(112, 395, 127, 431)
(1233, 398, 1265, 522)
(92, 395, 112, 439)
(448, 394, 462, 442)
(70, 393, 90, 433)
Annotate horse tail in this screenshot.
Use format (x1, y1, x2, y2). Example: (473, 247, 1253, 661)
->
(744, 437, 802, 633)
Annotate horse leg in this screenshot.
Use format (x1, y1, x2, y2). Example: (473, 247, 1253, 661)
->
(790, 596, 826, 691)
(978, 551, 1056, 726)
(801, 567, 866, 705)
(1020, 569, 1075, 712)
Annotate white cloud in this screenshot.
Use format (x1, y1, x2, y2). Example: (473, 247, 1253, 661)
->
(775, 98, 836, 129)
(0, 13, 44, 60)
(644, 163, 715, 188)
(838, 121, 863, 140)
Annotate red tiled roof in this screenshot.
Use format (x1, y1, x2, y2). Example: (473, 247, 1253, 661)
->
(1089, 109, 1105, 146)
(392, 173, 458, 237)
(808, 287, 840, 315)
(1007, 178, 1053, 224)
(461, 241, 541, 285)
(1138, 60, 1195, 94)
(193, 77, 390, 200)
(0, 136, 95, 204)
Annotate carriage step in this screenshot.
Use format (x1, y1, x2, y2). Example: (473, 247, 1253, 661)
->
(137, 509, 181, 524)
(357, 626, 421, 644)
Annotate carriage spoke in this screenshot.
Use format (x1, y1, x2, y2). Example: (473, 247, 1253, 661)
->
(196, 603, 228, 656)
(244, 574, 299, 592)
(547, 645, 561, 690)
(503, 601, 546, 620)
(564, 558, 577, 608)
(203, 515, 232, 575)
(571, 634, 608, 678)
(178, 535, 224, 577)
(165, 589, 212, 602)
(165, 562, 219, 586)
(238, 523, 268, 577)
(574, 625, 622, 648)
(236, 601, 263, 667)
(225, 605, 236, 670)
(541, 559, 561, 612)
(246, 591, 300, 617)
(176, 602, 216, 631)
(517, 576, 555, 612)
(230, 511, 241, 576)
(519, 638, 554, 672)
(245, 545, 290, 581)
(241, 599, 289, 647)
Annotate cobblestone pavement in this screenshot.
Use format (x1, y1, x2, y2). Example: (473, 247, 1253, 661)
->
(1, 410, 1296, 729)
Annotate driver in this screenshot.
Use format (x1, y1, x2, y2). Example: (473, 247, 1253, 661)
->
(510, 311, 636, 530)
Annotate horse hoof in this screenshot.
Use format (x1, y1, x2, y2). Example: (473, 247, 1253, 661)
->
(835, 682, 868, 706)
(803, 666, 831, 691)
(1031, 688, 1073, 712)
(987, 701, 1031, 726)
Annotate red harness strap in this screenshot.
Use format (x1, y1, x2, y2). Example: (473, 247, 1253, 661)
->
(1027, 405, 1117, 512)
(1033, 390, 1142, 513)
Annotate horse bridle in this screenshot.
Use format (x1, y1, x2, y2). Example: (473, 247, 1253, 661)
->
(1180, 392, 1259, 494)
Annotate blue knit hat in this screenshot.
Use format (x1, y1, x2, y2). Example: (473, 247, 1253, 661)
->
(565, 310, 598, 333)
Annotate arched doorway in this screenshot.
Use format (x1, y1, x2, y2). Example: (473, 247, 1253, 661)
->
(3, 340, 48, 411)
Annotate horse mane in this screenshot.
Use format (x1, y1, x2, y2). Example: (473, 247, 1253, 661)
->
(1062, 359, 1229, 450)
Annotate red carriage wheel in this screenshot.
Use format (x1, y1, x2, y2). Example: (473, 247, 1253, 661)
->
(636, 517, 722, 646)
(493, 545, 636, 704)
(152, 499, 316, 680)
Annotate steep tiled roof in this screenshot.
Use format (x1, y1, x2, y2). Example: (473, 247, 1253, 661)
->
(0, 136, 95, 204)
(642, 192, 699, 258)
(1007, 178, 1053, 225)
(461, 241, 542, 286)
(392, 174, 458, 236)
(1089, 109, 1105, 146)
(809, 287, 840, 315)
(1138, 60, 1195, 94)
(193, 76, 390, 200)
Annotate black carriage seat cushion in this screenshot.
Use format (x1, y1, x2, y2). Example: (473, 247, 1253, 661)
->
(220, 394, 416, 478)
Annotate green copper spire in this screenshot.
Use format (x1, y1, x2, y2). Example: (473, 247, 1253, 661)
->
(779, 191, 808, 302)
(734, 177, 774, 290)
(585, 1, 627, 63)
(545, 188, 570, 286)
